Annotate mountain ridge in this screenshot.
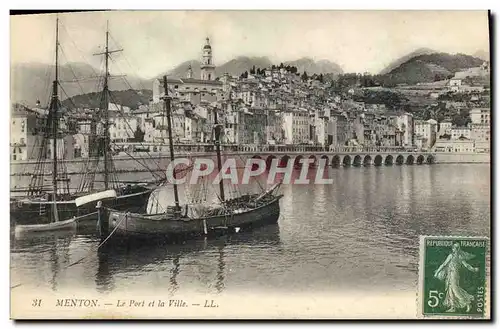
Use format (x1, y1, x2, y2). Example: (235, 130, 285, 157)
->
(379, 48, 437, 75)
(379, 52, 486, 85)
(11, 56, 343, 106)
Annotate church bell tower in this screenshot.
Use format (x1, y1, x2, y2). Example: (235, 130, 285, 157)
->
(200, 37, 215, 81)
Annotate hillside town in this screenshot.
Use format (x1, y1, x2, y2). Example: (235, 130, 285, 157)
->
(10, 37, 490, 161)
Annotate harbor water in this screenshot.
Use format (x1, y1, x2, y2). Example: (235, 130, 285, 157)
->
(10, 164, 490, 296)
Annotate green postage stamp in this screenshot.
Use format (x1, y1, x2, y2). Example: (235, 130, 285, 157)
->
(418, 236, 489, 318)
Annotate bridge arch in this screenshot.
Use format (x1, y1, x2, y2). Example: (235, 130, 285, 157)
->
(374, 155, 383, 166)
(319, 155, 329, 167)
(251, 155, 263, 171)
(384, 155, 394, 166)
(427, 155, 435, 164)
(416, 155, 425, 165)
(279, 155, 290, 168)
(396, 155, 404, 165)
(308, 155, 317, 168)
(265, 155, 276, 170)
(342, 155, 352, 166)
(353, 155, 362, 167)
(293, 155, 304, 169)
(332, 155, 341, 168)
(363, 155, 372, 166)
(406, 155, 415, 165)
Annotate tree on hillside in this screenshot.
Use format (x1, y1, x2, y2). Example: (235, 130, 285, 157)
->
(240, 71, 249, 79)
(279, 63, 284, 69)
(250, 65, 256, 74)
(272, 64, 276, 70)
(301, 71, 308, 81)
(452, 108, 472, 127)
(318, 73, 324, 83)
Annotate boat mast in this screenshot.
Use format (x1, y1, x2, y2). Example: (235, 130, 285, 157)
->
(163, 75, 181, 214)
(213, 105, 225, 201)
(102, 22, 111, 190)
(50, 16, 60, 222)
(94, 21, 122, 190)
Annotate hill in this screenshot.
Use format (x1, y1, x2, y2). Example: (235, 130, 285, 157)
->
(472, 49, 489, 61)
(61, 89, 152, 110)
(216, 56, 273, 76)
(380, 52, 485, 86)
(379, 48, 437, 75)
(10, 62, 150, 107)
(284, 57, 343, 75)
(163, 56, 342, 79)
(163, 60, 202, 79)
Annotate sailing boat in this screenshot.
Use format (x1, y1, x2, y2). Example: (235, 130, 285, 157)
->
(108, 76, 283, 239)
(10, 19, 159, 226)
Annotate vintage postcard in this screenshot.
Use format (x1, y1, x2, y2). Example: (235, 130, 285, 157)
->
(9, 10, 491, 320)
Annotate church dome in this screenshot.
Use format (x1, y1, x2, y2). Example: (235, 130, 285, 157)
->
(203, 37, 211, 50)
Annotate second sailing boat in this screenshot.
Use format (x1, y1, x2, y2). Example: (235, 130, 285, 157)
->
(107, 76, 283, 239)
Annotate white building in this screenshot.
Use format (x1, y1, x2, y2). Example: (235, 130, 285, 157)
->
(469, 108, 490, 125)
(109, 115, 140, 142)
(108, 102, 131, 113)
(10, 106, 43, 161)
(451, 126, 471, 140)
(414, 119, 437, 150)
(438, 120, 452, 137)
(73, 133, 89, 158)
(448, 78, 462, 92)
(314, 113, 328, 146)
(396, 113, 414, 147)
(434, 138, 475, 153)
(282, 109, 310, 144)
(48, 135, 75, 160)
(470, 123, 490, 153)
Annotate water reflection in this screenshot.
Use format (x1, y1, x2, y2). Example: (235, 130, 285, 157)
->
(96, 247, 113, 293)
(93, 224, 281, 294)
(11, 230, 76, 290)
(169, 255, 180, 296)
(11, 165, 489, 294)
(215, 244, 225, 294)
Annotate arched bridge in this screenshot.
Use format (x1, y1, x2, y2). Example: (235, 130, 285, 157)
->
(241, 151, 435, 168)
(121, 143, 436, 169)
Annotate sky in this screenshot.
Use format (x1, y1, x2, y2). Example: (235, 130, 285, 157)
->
(10, 10, 490, 79)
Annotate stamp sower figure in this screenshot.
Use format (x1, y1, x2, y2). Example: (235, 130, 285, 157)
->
(434, 242, 479, 313)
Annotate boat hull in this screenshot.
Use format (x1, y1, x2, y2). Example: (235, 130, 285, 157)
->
(10, 187, 153, 225)
(108, 197, 282, 240)
(14, 217, 77, 237)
